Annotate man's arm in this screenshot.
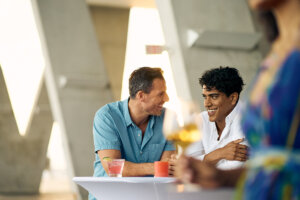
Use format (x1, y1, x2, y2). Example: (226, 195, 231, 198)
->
(176, 156, 245, 188)
(203, 138, 248, 165)
(98, 150, 169, 177)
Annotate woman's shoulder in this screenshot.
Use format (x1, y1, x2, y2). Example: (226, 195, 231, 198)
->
(280, 48, 300, 78)
(288, 48, 300, 59)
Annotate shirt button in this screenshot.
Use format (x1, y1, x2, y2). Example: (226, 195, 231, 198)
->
(140, 151, 143, 154)
(138, 134, 140, 137)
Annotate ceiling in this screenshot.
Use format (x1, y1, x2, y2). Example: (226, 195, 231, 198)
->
(86, 0, 156, 8)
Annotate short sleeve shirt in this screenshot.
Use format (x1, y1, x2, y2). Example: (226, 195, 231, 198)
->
(92, 98, 175, 177)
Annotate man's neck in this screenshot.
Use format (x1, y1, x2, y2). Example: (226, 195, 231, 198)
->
(128, 98, 149, 127)
(215, 120, 226, 139)
(215, 104, 237, 139)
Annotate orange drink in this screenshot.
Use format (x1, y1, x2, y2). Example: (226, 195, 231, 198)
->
(154, 161, 169, 177)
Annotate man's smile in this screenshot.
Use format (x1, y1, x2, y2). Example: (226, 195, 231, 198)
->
(207, 108, 217, 116)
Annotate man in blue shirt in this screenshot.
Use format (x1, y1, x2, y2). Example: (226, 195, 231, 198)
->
(92, 67, 175, 178)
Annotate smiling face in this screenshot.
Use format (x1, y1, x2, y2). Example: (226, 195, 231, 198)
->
(141, 78, 169, 116)
(202, 85, 238, 125)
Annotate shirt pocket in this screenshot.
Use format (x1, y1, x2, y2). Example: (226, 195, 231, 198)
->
(143, 142, 166, 162)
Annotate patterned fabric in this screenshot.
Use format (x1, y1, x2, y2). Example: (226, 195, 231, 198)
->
(238, 50, 300, 200)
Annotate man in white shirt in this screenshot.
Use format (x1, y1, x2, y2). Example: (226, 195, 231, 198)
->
(187, 67, 248, 170)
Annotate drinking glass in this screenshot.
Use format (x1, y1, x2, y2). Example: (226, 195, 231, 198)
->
(163, 99, 202, 156)
(107, 159, 125, 177)
(154, 161, 169, 177)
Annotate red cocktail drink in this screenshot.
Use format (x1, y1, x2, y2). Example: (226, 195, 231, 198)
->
(107, 159, 125, 177)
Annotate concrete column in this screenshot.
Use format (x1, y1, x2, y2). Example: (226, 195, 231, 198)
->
(0, 68, 53, 194)
(33, 0, 114, 198)
(89, 6, 129, 101)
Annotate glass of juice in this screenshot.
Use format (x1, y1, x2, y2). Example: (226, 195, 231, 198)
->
(107, 159, 125, 177)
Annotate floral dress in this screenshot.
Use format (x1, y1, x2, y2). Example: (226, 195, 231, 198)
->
(238, 50, 300, 200)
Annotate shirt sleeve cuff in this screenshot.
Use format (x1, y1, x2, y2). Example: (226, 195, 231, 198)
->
(164, 143, 176, 151)
(95, 144, 121, 153)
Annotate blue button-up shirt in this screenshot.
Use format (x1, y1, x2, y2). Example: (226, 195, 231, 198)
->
(92, 98, 174, 177)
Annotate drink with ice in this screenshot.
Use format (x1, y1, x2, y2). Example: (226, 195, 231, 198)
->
(107, 159, 125, 177)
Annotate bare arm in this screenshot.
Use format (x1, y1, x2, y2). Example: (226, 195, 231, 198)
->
(176, 156, 245, 188)
(98, 150, 175, 177)
(203, 138, 248, 165)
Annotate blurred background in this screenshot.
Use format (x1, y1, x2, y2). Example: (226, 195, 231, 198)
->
(0, 0, 268, 199)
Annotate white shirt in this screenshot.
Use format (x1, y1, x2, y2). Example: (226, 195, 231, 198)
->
(186, 102, 248, 170)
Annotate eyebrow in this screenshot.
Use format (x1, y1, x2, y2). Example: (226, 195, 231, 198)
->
(202, 93, 220, 97)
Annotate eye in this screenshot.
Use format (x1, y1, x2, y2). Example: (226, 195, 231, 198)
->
(211, 95, 218, 100)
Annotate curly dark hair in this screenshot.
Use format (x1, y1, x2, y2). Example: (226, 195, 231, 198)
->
(199, 67, 245, 97)
(129, 67, 164, 98)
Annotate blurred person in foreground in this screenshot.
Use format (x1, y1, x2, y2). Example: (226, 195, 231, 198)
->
(176, 0, 300, 199)
(186, 67, 248, 170)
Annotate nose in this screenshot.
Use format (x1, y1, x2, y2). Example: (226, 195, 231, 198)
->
(164, 93, 169, 102)
(204, 97, 212, 108)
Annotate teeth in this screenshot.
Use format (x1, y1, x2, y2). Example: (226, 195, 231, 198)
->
(208, 109, 217, 112)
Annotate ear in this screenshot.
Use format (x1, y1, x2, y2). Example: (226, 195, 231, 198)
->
(230, 92, 238, 105)
(136, 90, 145, 102)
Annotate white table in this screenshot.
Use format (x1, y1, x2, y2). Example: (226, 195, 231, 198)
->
(73, 177, 234, 200)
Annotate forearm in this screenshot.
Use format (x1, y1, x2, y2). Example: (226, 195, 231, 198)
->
(122, 150, 175, 176)
(122, 161, 154, 177)
(203, 149, 223, 165)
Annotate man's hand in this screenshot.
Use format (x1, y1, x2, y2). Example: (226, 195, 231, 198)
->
(176, 156, 221, 188)
(176, 155, 245, 188)
(168, 154, 177, 177)
(204, 138, 248, 165)
(220, 138, 248, 161)
(160, 151, 177, 177)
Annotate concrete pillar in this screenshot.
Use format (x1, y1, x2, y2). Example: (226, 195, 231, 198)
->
(89, 6, 129, 101)
(33, 0, 114, 198)
(0, 68, 53, 194)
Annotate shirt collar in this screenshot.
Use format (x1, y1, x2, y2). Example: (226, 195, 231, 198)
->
(123, 98, 133, 127)
(123, 97, 160, 129)
(225, 101, 241, 125)
(149, 114, 155, 129)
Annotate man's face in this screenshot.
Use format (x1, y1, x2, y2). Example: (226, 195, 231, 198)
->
(141, 78, 169, 116)
(202, 85, 237, 123)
